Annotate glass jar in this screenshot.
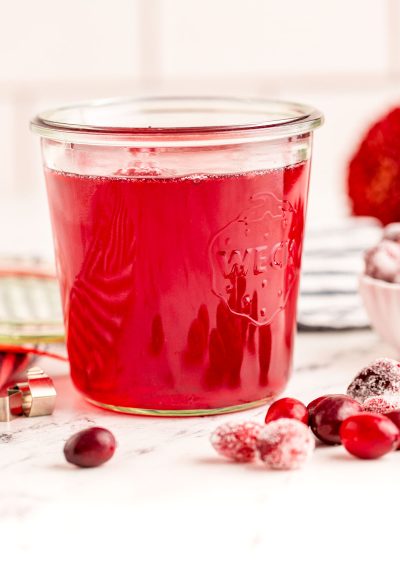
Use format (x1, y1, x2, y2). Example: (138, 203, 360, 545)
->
(31, 97, 323, 415)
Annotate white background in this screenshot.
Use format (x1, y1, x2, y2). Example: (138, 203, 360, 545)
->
(1, 0, 400, 257)
(1, 4, 400, 578)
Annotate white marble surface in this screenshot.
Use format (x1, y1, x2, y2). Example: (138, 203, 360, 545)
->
(1, 328, 399, 579)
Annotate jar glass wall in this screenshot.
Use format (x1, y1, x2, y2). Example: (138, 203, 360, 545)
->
(31, 97, 323, 415)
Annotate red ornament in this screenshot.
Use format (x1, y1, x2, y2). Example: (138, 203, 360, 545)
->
(348, 107, 400, 225)
(265, 397, 309, 425)
(340, 413, 399, 459)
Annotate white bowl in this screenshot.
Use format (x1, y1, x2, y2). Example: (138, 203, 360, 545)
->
(359, 275, 400, 352)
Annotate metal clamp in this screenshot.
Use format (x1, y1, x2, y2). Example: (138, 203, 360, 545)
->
(0, 367, 56, 421)
(0, 396, 11, 422)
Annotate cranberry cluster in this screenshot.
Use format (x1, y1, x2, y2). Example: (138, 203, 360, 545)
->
(211, 357, 400, 469)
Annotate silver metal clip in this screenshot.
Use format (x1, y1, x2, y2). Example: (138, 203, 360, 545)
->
(0, 367, 57, 421)
(0, 396, 11, 422)
(10, 367, 57, 417)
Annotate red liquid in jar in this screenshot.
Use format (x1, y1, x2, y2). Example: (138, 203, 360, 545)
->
(45, 160, 310, 412)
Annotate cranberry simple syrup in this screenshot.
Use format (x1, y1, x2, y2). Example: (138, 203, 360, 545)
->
(45, 160, 310, 413)
(32, 97, 323, 414)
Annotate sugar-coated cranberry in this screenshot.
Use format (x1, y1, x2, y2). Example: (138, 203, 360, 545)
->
(64, 427, 116, 468)
(364, 240, 400, 282)
(347, 358, 400, 403)
(340, 413, 399, 459)
(210, 421, 262, 462)
(257, 418, 314, 470)
(310, 395, 362, 445)
(265, 397, 309, 425)
(383, 222, 400, 243)
(385, 410, 400, 449)
(362, 395, 400, 414)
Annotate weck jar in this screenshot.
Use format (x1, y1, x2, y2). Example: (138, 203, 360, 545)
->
(31, 97, 323, 415)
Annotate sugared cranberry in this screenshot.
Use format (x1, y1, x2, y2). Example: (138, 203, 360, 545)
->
(265, 397, 308, 425)
(310, 395, 362, 445)
(385, 410, 400, 449)
(347, 358, 400, 403)
(362, 395, 400, 414)
(364, 240, 400, 282)
(383, 222, 400, 243)
(64, 427, 116, 468)
(340, 413, 399, 459)
(210, 421, 262, 462)
(257, 418, 314, 470)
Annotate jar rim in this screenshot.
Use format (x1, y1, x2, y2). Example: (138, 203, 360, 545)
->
(30, 96, 323, 146)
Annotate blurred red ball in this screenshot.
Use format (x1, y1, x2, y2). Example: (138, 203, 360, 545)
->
(348, 107, 400, 225)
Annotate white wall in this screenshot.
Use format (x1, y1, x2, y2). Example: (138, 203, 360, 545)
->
(1, 0, 400, 256)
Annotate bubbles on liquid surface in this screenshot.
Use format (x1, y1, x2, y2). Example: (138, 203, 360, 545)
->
(189, 174, 209, 183)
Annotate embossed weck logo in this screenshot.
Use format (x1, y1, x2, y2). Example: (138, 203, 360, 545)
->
(209, 192, 299, 326)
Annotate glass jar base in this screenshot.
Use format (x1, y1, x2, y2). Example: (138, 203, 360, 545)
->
(84, 395, 274, 417)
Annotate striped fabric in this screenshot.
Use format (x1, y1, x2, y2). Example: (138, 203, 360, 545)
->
(298, 218, 382, 330)
(0, 257, 63, 344)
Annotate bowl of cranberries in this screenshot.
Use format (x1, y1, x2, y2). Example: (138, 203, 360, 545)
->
(359, 222, 400, 353)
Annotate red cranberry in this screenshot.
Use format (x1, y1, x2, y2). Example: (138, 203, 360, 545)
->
(307, 394, 354, 422)
(307, 395, 329, 416)
(385, 410, 400, 449)
(210, 421, 262, 462)
(309, 395, 362, 445)
(64, 427, 116, 468)
(265, 397, 308, 425)
(340, 413, 399, 459)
